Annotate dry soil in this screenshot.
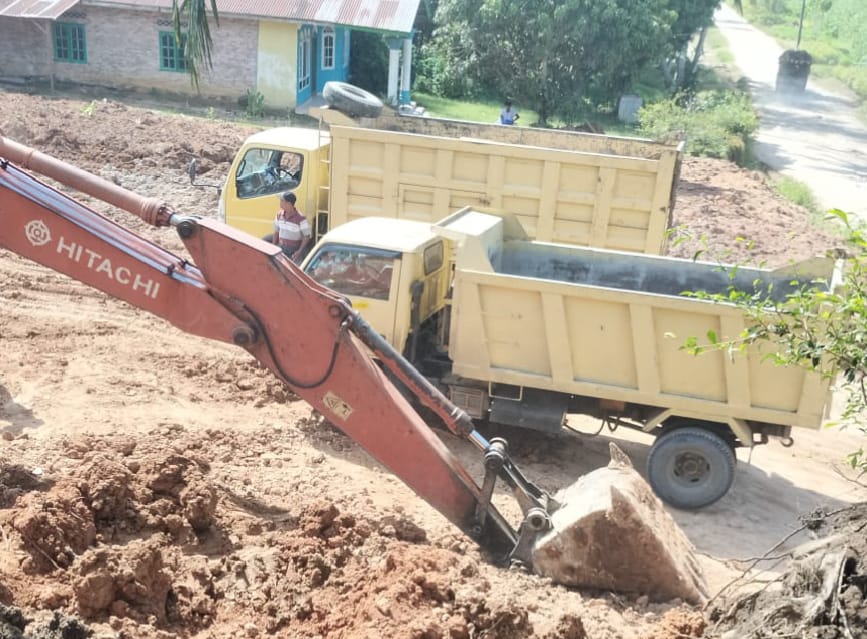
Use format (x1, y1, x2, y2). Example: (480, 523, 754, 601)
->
(0, 87, 865, 639)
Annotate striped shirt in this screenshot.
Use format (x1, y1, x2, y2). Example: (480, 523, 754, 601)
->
(274, 209, 311, 250)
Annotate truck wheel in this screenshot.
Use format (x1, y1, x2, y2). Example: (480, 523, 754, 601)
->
(323, 82, 383, 118)
(647, 427, 736, 510)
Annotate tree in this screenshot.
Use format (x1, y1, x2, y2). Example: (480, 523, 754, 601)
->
(171, 0, 219, 90)
(421, 0, 722, 125)
(662, 0, 723, 90)
(685, 210, 867, 477)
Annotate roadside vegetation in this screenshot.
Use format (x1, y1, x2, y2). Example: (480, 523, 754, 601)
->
(727, 0, 867, 103)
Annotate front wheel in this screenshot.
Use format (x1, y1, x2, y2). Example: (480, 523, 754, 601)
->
(647, 427, 736, 510)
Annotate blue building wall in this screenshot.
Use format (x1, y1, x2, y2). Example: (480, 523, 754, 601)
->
(315, 26, 349, 92)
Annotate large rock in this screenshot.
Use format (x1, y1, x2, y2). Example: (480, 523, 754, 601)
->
(532, 444, 708, 604)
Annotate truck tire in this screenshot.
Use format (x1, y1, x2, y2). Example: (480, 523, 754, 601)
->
(322, 82, 383, 118)
(647, 427, 736, 510)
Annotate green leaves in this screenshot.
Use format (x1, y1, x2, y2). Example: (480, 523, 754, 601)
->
(680, 212, 867, 475)
(172, 0, 219, 90)
(421, 0, 721, 124)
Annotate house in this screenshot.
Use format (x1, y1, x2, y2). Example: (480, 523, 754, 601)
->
(0, 0, 421, 111)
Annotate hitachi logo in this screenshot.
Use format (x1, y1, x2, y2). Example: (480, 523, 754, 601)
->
(55, 236, 161, 299)
(24, 219, 161, 300)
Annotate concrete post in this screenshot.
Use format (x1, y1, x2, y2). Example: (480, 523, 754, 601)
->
(386, 38, 403, 106)
(400, 37, 413, 105)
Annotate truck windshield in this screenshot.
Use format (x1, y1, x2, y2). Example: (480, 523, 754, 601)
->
(305, 245, 399, 301)
(235, 148, 304, 199)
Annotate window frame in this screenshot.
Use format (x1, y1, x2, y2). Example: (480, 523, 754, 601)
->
(159, 31, 188, 72)
(298, 27, 312, 91)
(304, 244, 401, 301)
(321, 27, 335, 70)
(52, 22, 87, 64)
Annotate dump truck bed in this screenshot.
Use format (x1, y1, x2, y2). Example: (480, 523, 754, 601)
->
(326, 112, 683, 255)
(438, 209, 836, 431)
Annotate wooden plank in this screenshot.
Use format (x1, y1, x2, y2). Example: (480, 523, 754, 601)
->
(644, 148, 679, 254)
(534, 160, 560, 242)
(629, 304, 661, 396)
(381, 142, 401, 217)
(720, 315, 751, 408)
(590, 167, 616, 247)
(541, 292, 574, 385)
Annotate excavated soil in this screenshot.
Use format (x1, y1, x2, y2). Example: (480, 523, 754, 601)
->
(0, 86, 864, 639)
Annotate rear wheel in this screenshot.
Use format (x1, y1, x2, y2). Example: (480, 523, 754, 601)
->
(647, 427, 736, 509)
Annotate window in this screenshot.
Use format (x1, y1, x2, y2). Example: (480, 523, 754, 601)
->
(234, 148, 304, 199)
(305, 245, 399, 301)
(423, 242, 444, 275)
(53, 22, 87, 63)
(298, 27, 312, 90)
(322, 27, 335, 70)
(159, 31, 187, 72)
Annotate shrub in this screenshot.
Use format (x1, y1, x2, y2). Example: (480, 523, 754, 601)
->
(241, 88, 265, 119)
(638, 90, 758, 162)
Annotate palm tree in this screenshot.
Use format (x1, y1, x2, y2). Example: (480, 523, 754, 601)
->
(172, 0, 219, 89)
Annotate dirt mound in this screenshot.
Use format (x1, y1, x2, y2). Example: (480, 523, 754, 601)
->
(670, 157, 846, 267)
(0, 432, 608, 638)
(0, 93, 250, 179)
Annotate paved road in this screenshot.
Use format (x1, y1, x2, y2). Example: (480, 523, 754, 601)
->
(714, 4, 867, 220)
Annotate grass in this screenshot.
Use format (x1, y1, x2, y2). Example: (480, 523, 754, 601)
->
(411, 92, 533, 125)
(411, 91, 646, 137)
(773, 175, 820, 213)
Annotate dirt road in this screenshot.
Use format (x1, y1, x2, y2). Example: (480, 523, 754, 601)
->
(0, 88, 864, 638)
(714, 3, 867, 220)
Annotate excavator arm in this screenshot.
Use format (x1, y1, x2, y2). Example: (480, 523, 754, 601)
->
(0, 136, 552, 565)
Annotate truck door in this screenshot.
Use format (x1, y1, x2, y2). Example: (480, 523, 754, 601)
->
(303, 244, 402, 345)
(226, 147, 307, 239)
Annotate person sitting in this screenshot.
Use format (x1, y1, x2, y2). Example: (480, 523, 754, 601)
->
(500, 99, 520, 125)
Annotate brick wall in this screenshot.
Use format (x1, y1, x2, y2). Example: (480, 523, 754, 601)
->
(0, 7, 264, 104)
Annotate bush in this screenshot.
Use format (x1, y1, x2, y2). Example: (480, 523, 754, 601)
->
(239, 88, 265, 119)
(638, 90, 758, 162)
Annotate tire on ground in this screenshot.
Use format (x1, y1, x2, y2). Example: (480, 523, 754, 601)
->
(322, 82, 383, 118)
(646, 426, 736, 510)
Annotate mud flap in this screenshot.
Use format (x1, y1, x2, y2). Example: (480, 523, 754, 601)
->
(531, 443, 708, 603)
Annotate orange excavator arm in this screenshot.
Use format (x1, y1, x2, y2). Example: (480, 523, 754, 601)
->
(0, 136, 554, 566)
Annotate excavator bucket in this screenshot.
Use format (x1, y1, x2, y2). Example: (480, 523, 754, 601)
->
(531, 444, 708, 604)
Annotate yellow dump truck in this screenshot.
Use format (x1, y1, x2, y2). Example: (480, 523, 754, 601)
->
(300, 208, 838, 509)
(217, 107, 684, 254)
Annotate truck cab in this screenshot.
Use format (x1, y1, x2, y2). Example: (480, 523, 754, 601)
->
(219, 127, 330, 240)
(300, 217, 452, 356)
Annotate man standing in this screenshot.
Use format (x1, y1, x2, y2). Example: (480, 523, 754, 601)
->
(499, 99, 520, 125)
(272, 191, 312, 263)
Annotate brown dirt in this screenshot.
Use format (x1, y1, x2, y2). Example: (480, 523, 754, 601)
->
(0, 86, 863, 639)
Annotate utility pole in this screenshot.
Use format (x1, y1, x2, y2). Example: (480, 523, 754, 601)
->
(796, 0, 807, 49)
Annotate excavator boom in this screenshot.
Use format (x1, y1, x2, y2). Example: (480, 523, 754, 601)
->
(0, 137, 517, 557)
(0, 136, 709, 603)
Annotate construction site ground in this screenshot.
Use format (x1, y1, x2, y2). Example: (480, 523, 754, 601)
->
(0, 87, 865, 639)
